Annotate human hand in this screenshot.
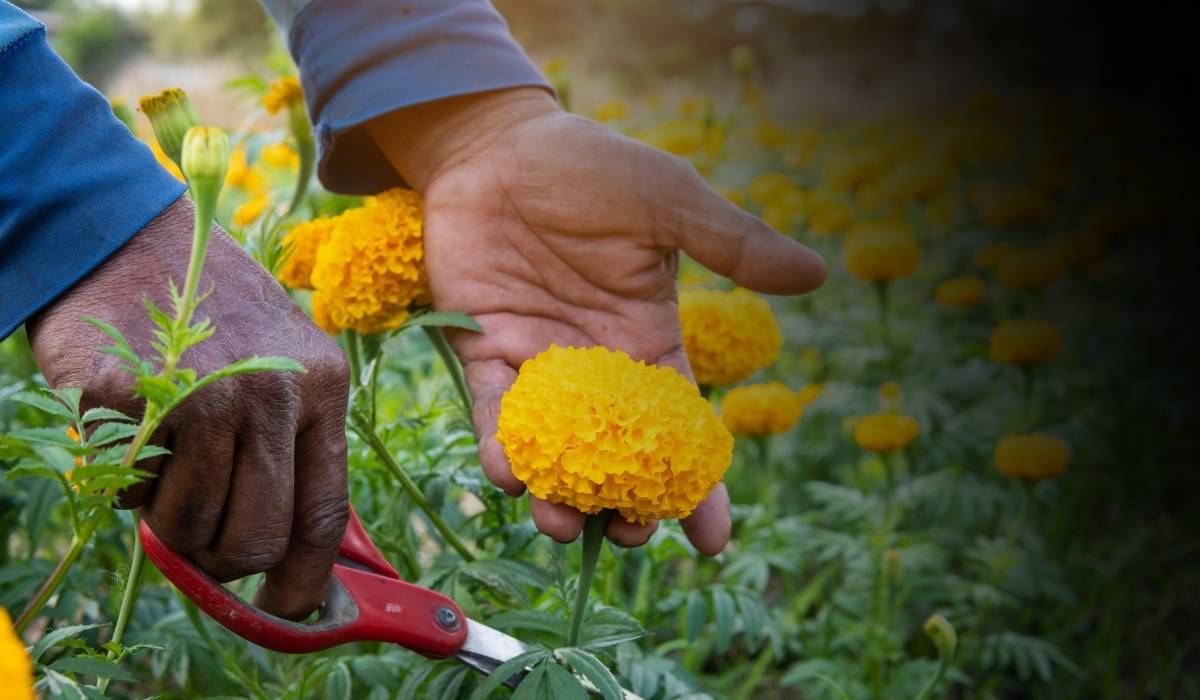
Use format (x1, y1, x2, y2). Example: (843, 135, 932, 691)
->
(366, 88, 825, 555)
(27, 197, 350, 619)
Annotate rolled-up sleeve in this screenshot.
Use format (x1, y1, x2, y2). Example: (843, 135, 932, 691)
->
(0, 2, 186, 340)
(260, 0, 550, 195)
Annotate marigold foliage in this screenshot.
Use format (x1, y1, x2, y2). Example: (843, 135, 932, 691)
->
(679, 288, 782, 386)
(935, 276, 987, 308)
(497, 345, 732, 524)
(263, 76, 303, 115)
(0, 606, 34, 700)
(994, 433, 1069, 481)
(843, 221, 920, 282)
(277, 217, 336, 290)
(854, 413, 919, 452)
(721, 382, 804, 436)
(989, 319, 1061, 366)
(310, 188, 429, 334)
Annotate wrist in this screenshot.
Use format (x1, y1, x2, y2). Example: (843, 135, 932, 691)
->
(364, 87, 559, 192)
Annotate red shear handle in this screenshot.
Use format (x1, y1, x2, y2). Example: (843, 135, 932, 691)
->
(139, 508, 468, 657)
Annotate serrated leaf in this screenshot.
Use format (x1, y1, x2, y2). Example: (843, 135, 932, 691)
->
(711, 587, 735, 654)
(468, 649, 546, 700)
(512, 663, 551, 700)
(50, 388, 83, 416)
(684, 589, 707, 642)
(487, 610, 567, 641)
(80, 407, 134, 424)
(48, 656, 137, 682)
(402, 311, 483, 333)
(88, 422, 140, 447)
(30, 624, 104, 663)
(558, 648, 623, 700)
(9, 427, 80, 448)
(8, 390, 75, 419)
(544, 662, 588, 700)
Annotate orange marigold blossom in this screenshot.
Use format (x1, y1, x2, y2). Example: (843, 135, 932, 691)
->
(721, 382, 804, 436)
(843, 220, 920, 282)
(1, 606, 33, 700)
(994, 433, 1069, 481)
(310, 188, 429, 335)
(497, 345, 732, 524)
(232, 194, 269, 228)
(679, 288, 782, 386)
(261, 142, 300, 169)
(277, 216, 336, 290)
(263, 76, 303, 115)
(854, 413, 919, 452)
(989, 319, 1061, 365)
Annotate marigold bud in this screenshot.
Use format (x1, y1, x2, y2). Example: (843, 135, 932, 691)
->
(934, 276, 986, 309)
(854, 413, 919, 453)
(139, 88, 200, 168)
(882, 548, 902, 587)
(923, 614, 958, 662)
(181, 127, 229, 208)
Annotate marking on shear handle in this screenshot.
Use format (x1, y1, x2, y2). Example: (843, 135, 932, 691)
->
(385, 603, 402, 613)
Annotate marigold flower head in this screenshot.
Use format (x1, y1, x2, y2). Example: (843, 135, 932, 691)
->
(823, 147, 885, 190)
(854, 413, 919, 453)
(594, 99, 629, 123)
(935, 276, 986, 308)
(497, 345, 732, 524)
(796, 383, 824, 406)
(0, 606, 34, 700)
(261, 142, 300, 170)
(717, 187, 746, 208)
(310, 291, 339, 335)
(997, 247, 1066, 290)
(149, 141, 184, 182)
(721, 382, 804, 436)
(747, 173, 794, 205)
(638, 119, 706, 156)
(809, 200, 854, 235)
(679, 288, 783, 386)
(994, 433, 1069, 481)
(263, 76, 303, 115)
(232, 194, 270, 228)
(876, 158, 954, 204)
(989, 319, 1061, 365)
(310, 188, 429, 335)
(843, 220, 920, 282)
(277, 216, 336, 290)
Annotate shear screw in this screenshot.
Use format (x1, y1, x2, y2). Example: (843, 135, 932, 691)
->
(435, 606, 461, 631)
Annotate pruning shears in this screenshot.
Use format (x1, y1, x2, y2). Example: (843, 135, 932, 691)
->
(139, 508, 641, 698)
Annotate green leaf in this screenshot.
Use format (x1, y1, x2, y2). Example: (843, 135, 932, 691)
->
(8, 390, 75, 420)
(402, 310, 483, 333)
(88, 422, 140, 447)
(468, 649, 546, 700)
(30, 624, 104, 663)
(48, 656, 137, 682)
(50, 388, 83, 417)
(397, 663, 435, 698)
(81, 407, 135, 424)
(324, 661, 352, 700)
(684, 589, 707, 642)
(557, 648, 623, 700)
(711, 586, 736, 654)
(223, 74, 269, 94)
(544, 662, 588, 700)
(84, 318, 140, 368)
(9, 427, 80, 448)
(486, 610, 566, 640)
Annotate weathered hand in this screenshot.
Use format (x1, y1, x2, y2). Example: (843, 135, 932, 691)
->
(27, 197, 350, 619)
(368, 88, 825, 554)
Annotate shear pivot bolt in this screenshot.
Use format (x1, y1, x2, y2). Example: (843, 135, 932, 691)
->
(435, 606, 461, 631)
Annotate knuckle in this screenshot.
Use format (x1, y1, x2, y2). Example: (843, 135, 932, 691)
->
(298, 496, 350, 552)
(221, 533, 291, 574)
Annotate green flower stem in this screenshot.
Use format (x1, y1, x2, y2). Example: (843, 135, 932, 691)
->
(285, 102, 315, 218)
(875, 280, 893, 370)
(568, 510, 613, 647)
(176, 196, 215, 331)
(98, 519, 146, 695)
(913, 655, 951, 700)
(1020, 365, 1037, 432)
(345, 329, 364, 386)
(352, 412, 476, 562)
(422, 326, 472, 416)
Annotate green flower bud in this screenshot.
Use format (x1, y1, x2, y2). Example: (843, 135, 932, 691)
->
(923, 613, 958, 662)
(882, 548, 902, 587)
(139, 88, 199, 167)
(731, 45, 755, 76)
(181, 126, 229, 210)
(110, 98, 135, 132)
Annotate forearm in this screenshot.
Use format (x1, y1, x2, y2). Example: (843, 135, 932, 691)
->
(258, 0, 551, 194)
(0, 2, 186, 340)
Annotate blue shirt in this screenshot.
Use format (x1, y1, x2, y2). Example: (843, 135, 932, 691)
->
(0, 0, 548, 339)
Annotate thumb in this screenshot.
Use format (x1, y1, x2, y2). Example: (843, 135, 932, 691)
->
(663, 170, 827, 295)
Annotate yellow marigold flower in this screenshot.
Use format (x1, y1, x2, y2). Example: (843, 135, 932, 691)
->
(989, 319, 1061, 365)
(149, 141, 184, 182)
(263, 76, 303, 115)
(854, 413, 919, 453)
(720, 382, 804, 436)
(497, 345, 732, 524)
(232, 194, 270, 228)
(639, 119, 706, 156)
(310, 290, 340, 335)
(975, 243, 1012, 270)
(843, 220, 920, 282)
(747, 173, 794, 206)
(762, 202, 799, 234)
(277, 216, 336, 290)
(594, 99, 629, 123)
(1, 606, 34, 700)
(876, 158, 954, 204)
(934, 276, 986, 308)
(997, 247, 1066, 290)
(880, 381, 901, 399)
(261, 142, 299, 170)
(717, 187, 745, 208)
(310, 188, 429, 335)
(224, 147, 249, 188)
(679, 288, 783, 386)
(994, 433, 1069, 481)
(823, 147, 885, 190)
(753, 121, 790, 148)
(809, 200, 854, 235)
(796, 383, 824, 405)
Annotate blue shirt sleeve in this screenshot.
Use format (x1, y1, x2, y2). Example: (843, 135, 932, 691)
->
(261, 0, 550, 195)
(0, 2, 187, 341)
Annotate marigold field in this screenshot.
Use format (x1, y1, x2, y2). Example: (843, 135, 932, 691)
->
(1, 4, 1196, 699)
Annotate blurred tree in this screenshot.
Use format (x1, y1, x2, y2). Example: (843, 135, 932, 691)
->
(190, 0, 272, 58)
(47, 2, 143, 89)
